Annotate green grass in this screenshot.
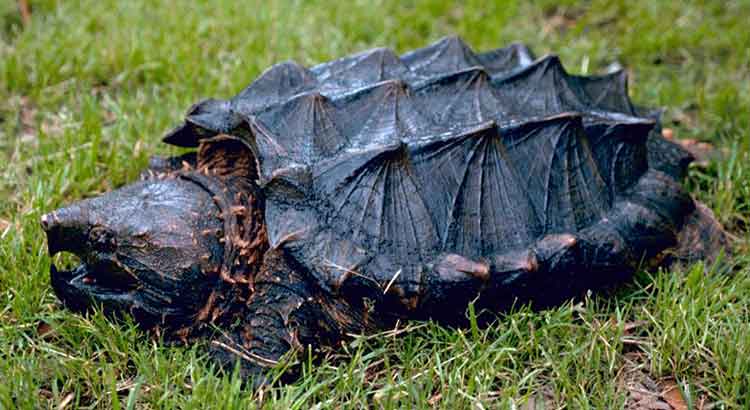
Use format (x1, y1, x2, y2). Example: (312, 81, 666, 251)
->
(1, 0, 749, 408)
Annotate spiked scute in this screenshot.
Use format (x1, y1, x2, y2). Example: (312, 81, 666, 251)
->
(161, 36, 695, 314)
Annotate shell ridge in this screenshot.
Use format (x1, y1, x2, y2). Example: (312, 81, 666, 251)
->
(546, 123, 567, 232)
(487, 136, 530, 250)
(254, 91, 347, 166)
(165, 39, 650, 153)
(572, 130, 611, 228)
(333, 80, 432, 149)
(231, 60, 318, 117)
(400, 36, 482, 76)
(312, 47, 409, 95)
(442, 133, 485, 252)
(575, 70, 635, 115)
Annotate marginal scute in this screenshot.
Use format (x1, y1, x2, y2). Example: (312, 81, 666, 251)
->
(646, 133, 695, 180)
(609, 199, 680, 259)
(163, 99, 229, 147)
(490, 248, 539, 276)
(623, 169, 693, 227)
(185, 99, 238, 134)
(300, 229, 372, 295)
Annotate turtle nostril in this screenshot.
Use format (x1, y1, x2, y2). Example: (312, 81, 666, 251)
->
(42, 204, 89, 256)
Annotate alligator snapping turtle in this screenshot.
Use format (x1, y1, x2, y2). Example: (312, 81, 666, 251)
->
(41, 36, 726, 383)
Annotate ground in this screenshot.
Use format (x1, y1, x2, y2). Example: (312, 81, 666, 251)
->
(1, 1, 749, 408)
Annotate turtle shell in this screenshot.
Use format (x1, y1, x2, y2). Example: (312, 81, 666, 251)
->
(164, 36, 694, 315)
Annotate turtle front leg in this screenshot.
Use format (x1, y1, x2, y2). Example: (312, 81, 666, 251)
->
(209, 249, 371, 385)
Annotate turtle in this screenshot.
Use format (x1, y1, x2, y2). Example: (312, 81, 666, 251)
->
(41, 36, 727, 384)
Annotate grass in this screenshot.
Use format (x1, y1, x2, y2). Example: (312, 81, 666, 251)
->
(1, 0, 749, 408)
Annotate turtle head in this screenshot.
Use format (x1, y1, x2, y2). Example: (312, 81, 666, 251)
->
(42, 176, 227, 328)
(42, 137, 265, 331)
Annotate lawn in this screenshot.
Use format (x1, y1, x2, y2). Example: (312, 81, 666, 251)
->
(1, 0, 749, 408)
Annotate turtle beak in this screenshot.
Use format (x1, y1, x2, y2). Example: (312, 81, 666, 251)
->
(41, 203, 90, 256)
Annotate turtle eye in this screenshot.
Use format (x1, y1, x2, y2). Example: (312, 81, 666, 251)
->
(88, 226, 116, 252)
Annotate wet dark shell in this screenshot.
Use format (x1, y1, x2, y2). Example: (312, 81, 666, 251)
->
(162, 36, 694, 316)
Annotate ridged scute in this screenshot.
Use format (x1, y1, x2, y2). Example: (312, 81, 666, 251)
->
(163, 37, 675, 295)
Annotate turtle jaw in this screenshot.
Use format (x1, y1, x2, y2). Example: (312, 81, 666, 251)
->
(49, 261, 139, 315)
(42, 205, 148, 320)
(44, 212, 141, 316)
(45, 239, 172, 328)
